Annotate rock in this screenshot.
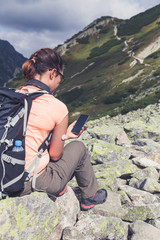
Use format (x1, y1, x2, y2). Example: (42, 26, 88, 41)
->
(132, 167, 159, 181)
(83, 138, 131, 165)
(122, 205, 157, 222)
(129, 177, 160, 193)
(148, 219, 160, 229)
(116, 130, 131, 145)
(55, 186, 80, 228)
(118, 190, 132, 206)
(63, 214, 129, 240)
(124, 118, 160, 142)
(0, 187, 79, 240)
(89, 191, 127, 219)
(119, 185, 159, 205)
(87, 124, 123, 143)
(129, 220, 160, 240)
(132, 157, 160, 170)
(93, 157, 138, 191)
(126, 144, 149, 158)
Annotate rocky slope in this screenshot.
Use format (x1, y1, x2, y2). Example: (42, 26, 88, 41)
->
(0, 39, 27, 86)
(1, 101, 160, 239)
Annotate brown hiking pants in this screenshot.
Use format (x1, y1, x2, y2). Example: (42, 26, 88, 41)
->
(21, 141, 99, 199)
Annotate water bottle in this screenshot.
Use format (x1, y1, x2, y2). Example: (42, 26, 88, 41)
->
(12, 140, 24, 152)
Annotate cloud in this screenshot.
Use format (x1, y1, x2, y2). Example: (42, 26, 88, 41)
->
(0, 28, 72, 58)
(0, 0, 159, 57)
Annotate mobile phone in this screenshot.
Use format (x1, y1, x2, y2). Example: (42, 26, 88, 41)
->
(71, 114, 89, 134)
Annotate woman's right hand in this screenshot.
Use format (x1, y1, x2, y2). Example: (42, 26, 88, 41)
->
(49, 115, 86, 161)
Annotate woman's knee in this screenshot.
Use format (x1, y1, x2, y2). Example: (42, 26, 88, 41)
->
(65, 140, 87, 156)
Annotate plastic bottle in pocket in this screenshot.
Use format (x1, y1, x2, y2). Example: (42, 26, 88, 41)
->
(12, 140, 24, 152)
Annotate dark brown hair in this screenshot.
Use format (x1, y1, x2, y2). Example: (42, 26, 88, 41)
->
(22, 48, 64, 80)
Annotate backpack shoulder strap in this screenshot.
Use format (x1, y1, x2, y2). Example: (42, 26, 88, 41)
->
(25, 79, 52, 94)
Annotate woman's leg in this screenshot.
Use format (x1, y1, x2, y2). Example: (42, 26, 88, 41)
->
(49, 140, 99, 198)
(21, 141, 99, 198)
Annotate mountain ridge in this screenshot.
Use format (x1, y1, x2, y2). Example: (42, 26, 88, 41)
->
(0, 39, 27, 87)
(6, 4, 160, 121)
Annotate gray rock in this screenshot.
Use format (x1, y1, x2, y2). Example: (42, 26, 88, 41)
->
(116, 130, 131, 146)
(124, 117, 160, 142)
(93, 157, 138, 191)
(119, 185, 159, 205)
(132, 167, 159, 181)
(132, 157, 160, 170)
(129, 220, 160, 240)
(148, 219, 160, 229)
(0, 187, 79, 240)
(118, 190, 132, 206)
(129, 177, 160, 193)
(89, 191, 127, 219)
(63, 214, 129, 240)
(87, 124, 123, 143)
(122, 201, 160, 222)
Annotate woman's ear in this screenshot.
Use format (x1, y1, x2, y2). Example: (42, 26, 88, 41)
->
(50, 69, 56, 80)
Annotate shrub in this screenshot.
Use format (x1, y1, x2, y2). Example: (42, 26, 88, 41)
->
(118, 5, 160, 36)
(103, 91, 127, 104)
(146, 51, 160, 59)
(88, 39, 123, 59)
(58, 88, 84, 104)
(153, 68, 160, 77)
(76, 36, 89, 44)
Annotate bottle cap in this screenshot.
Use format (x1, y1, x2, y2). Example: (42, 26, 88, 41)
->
(15, 140, 22, 147)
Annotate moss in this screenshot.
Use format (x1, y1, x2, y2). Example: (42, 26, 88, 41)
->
(0, 194, 60, 240)
(15, 203, 33, 232)
(32, 209, 60, 240)
(147, 180, 160, 192)
(122, 205, 155, 222)
(39, 211, 59, 231)
(96, 217, 127, 239)
(89, 140, 128, 162)
(118, 190, 131, 204)
(0, 219, 12, 237)
(8, 228, 18, 239)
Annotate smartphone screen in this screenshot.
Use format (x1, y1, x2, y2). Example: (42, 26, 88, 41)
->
(71, 114, 89, 134)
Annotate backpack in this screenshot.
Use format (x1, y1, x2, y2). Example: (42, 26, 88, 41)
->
(0, 79, 52, 199)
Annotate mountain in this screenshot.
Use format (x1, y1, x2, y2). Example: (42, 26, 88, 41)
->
(0, 39, 27, 86)
(8, 4, 160, 121)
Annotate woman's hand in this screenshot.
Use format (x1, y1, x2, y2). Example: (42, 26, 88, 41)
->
(49, 115, 86, 161)
(66, 121, 86, 140)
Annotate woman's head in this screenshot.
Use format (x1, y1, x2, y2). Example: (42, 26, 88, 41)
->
(22, 48, 64, 80)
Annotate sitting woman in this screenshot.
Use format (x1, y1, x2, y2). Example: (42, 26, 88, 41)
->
(20, 48, 107, 210)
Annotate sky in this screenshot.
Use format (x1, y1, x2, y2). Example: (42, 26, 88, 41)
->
(0, 0, 159, 58)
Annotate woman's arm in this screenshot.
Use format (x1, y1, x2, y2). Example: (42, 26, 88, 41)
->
(49, 114, 84, 161)
(49, 114, 68, 161)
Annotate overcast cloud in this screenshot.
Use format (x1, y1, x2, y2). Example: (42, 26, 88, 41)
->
(0, 0, 159, 57)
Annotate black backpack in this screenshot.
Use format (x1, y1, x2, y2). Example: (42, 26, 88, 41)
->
(0, 80, 52, 199)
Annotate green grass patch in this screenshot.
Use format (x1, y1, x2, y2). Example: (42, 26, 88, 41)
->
(88, 38, 124, 59)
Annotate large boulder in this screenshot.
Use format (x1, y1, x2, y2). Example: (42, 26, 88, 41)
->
(0, 187, 80, 240)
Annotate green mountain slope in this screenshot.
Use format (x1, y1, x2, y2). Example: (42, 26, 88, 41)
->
(8, 4, 160, 121)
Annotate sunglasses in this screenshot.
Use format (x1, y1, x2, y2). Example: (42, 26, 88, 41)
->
(49, 69, 65, 84)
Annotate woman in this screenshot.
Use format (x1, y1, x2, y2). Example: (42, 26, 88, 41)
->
(20, 48, 107, 210)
